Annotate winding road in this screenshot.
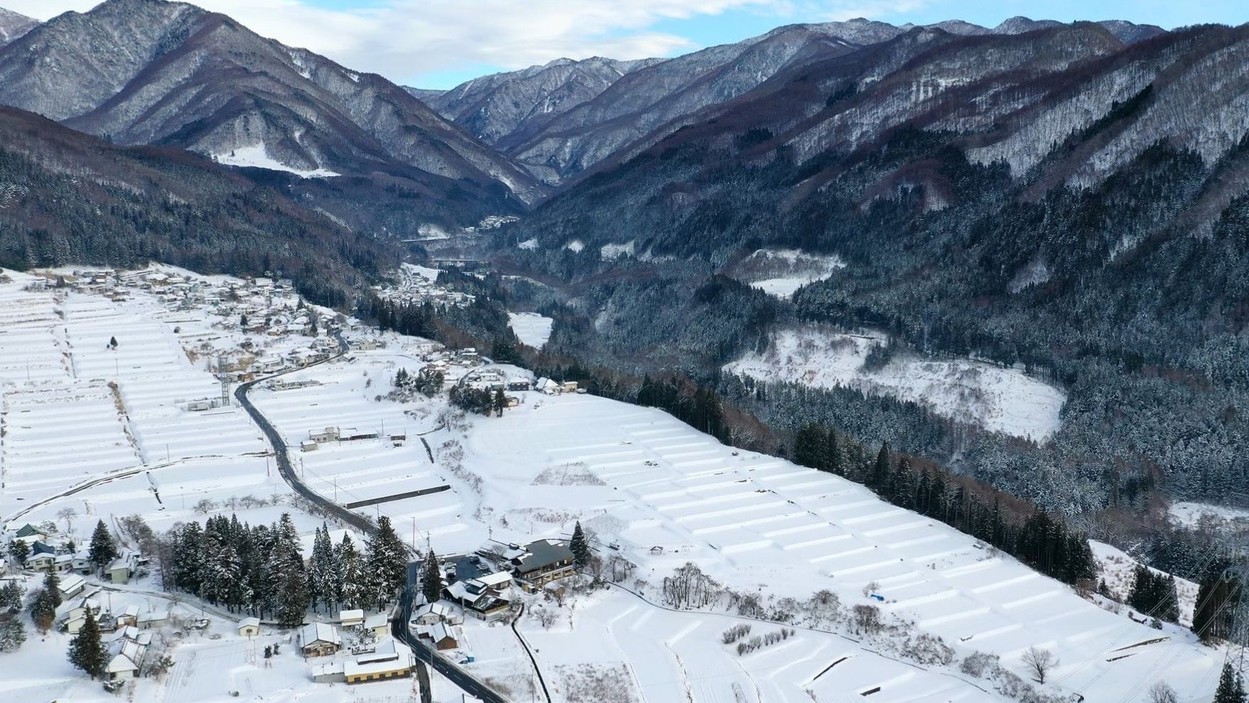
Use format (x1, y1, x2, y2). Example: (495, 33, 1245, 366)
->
(237, 329, 508, 702)
(233, 330, 377, 537)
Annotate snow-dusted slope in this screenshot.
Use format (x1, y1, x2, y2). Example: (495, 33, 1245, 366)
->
(0, 0, 541, 205)
(726, 248, 847, 300)
(725, 327, 1066, 441)
(0, 7, 37, 47)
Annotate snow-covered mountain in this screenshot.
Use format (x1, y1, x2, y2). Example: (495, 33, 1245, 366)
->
(415, 56, 661, 148)
(423, 17, 1164, 185)
(0, 6, 36, 47)
(0, 0, 543, 208)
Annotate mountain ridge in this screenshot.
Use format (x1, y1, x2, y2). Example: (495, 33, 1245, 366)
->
(0, 0, 544, 219)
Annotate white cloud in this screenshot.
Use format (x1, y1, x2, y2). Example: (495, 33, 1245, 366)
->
(1, 0, 787, 85)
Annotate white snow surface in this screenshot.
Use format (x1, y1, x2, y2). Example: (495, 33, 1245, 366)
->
(517, 238, 539, 250)
(402, 262, 442, 283)
(729, 248, 847, 300)
(507, 311, 554, 348)
(725, 327, 1065, 441)
(600, 241, 636, 260)
(210, 144, 339, 178)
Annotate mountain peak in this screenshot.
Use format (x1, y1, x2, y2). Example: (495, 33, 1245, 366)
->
(0, 6, 38, 47)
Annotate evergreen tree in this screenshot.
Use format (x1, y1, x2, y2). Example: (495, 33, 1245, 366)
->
(30, 589, 56, 634)
(276, 568, 310, 627)
(420, 549, 442, 604)
(67, 609, 107, 679)
(43, 570, 62, 609)
(492, 388, 507, 417)
(272, 514, 308, 626)
(0, 617, 25, 652)
(0, 580, 23, 612)
(9, 539, 29, 563)
(1194, 561, 1240, 641)
(1214, 662, 1245, 703)
(336, 534, 363, 610)
(88, 519, 118, 572)
(366, 516, 407, 608)
(570, 522, 590, 568)
(307, 525, 337, 614)
(793, 424, 826, 470)
(869, 442, 890, 490)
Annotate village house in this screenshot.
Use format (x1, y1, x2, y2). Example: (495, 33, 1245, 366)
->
(106, 654, 140, 681)
(510, 539, 576, 589)
(338, 609, 364, 628)
(445, 573, 512, 621)
(310, 636, 415, 685)
(12, 524, 46, 544)
(57, 573, 87, 600)
(299, 622, 343, 657)
(415, 622, 460, 651)
(410, 602, 461, 627)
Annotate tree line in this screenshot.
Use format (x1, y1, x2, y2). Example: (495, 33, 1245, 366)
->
(162, 513, 408, 625)
(793, 427, 1097, 586)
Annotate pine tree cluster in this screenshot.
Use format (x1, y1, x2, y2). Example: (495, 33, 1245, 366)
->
(795, 432, 1097, 586)
(1127, 564, 1180, 623)
(1193, 560, 1242, 641)
(164, 513, 409, 626)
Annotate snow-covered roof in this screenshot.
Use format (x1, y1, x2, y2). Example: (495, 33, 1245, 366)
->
(238, 617, 260, 629)
(106, 654, 138, 674)
(363, 613, 388, 630)
(417, 622, 458, 645)
(300, 622, 341, 646)
(58, 574, 86, 593)
(474, 571, 514, 588)
(344, 638, 413, 678)
(412, 602, 452, 619)
(338, 608, 364, 625)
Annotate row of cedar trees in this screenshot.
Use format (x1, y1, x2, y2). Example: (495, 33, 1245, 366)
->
(794, 426, 1098, 586)
(163, 513, 408, 626)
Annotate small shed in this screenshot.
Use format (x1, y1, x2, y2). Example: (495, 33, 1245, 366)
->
(109, 558, 131, 584)
(339, 609, 365, 628)
(137, 611, 167, 629)
(106, 654, 139, 681)
(418, 623, 459, 651)
(237, 617, 261, 637)
(58, 573, 87, 599)
(299, 622, 342, 657)
(364, 613, 390, 639)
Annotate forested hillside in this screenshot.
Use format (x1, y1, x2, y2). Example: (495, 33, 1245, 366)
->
(494, 23, 1249, 517)
(0, 106, 398, 307)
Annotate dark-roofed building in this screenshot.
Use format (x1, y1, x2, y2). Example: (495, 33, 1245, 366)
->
(511, 539, 575, 589)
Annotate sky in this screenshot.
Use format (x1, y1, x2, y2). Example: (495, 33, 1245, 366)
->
(2, 1, 1245, 89)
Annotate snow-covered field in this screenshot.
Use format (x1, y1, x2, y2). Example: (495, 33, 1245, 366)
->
(508, 312, 554, 349)
(1168, 501, 1249, 528)
(726, 248, 847, 300)
(433, 393, 1220, 702)
(725, 327, 1066, 441)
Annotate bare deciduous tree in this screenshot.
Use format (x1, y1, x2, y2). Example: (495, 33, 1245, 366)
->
(1147, 681, 1178, 703)
(1021, 647, 1057, 683)
(56, 508, 77, 534)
